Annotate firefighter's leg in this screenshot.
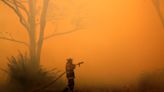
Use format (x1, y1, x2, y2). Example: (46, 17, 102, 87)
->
(68, 79, 75, 92)
(62, 86, 69, 92)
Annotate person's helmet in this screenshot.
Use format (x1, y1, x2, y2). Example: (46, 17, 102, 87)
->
(67, 58, 73, 63)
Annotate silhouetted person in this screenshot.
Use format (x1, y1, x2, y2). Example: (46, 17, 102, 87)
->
(63, 58, 76, 92)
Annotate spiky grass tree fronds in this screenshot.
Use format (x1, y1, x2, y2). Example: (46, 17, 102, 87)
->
(4, 53, 64, 92)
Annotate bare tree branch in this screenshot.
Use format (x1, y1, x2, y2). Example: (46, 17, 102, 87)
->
(0, 36, 29, 47)
(15, 0, 29, 16)
(13, 0, 29, 30)
(44, 27, 80, 41)
(151, 0, 164, 28)
(44, 17, 82, 41)
(5, 0, 29, 16)
(1, 0, 29, 31)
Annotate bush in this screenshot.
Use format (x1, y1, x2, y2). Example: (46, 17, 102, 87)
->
(1, 53, 64, 92)
(138, 70, 164, 92)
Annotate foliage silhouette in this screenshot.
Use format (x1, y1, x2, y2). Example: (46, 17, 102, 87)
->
(138, 70, 164, 92)
(1, 53, 64, 92)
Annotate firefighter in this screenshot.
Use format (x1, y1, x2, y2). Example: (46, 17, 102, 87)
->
(66, 58, 76, 92)
(65, 58, 76, 92)
(62, 58, 84, 92)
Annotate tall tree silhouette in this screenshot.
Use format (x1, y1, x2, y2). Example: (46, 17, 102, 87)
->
(151, 0, 164, 28)
(0, 0, 81, 67)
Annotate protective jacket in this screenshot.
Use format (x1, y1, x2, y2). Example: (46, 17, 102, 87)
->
(66, 62, 76, 79)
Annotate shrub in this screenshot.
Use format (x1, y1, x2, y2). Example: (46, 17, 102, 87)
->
(2, 53, 64, 92)
(138, 70, 164, 92)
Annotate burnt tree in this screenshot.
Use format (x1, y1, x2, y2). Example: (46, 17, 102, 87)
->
(0, 0, 81, 68)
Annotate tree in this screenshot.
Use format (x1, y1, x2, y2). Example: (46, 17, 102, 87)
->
(0, 0, 81, 68)
(151, 0, 164, 28)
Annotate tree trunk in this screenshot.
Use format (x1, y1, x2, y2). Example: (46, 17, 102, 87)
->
(36, 0, 50, 65)
(28, 0, 49, 68)
(28, 0, 38, 67)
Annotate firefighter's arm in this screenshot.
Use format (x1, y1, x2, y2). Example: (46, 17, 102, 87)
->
(76, 61, 84, 67)
(73, 64, 76, 69)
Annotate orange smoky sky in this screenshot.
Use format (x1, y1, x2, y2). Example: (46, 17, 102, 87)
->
(0, 0, 164, 86)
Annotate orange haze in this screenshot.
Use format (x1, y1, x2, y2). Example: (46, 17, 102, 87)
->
(0, 0, 164, 86)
